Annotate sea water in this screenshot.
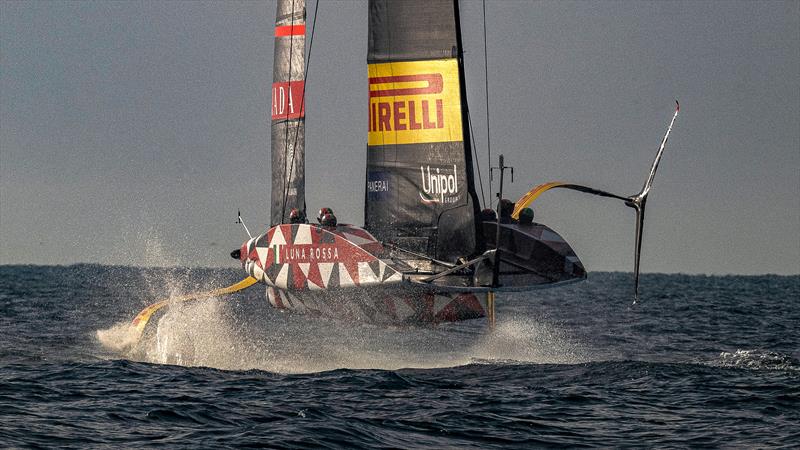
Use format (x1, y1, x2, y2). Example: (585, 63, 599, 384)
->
(1, 265, 797, 447)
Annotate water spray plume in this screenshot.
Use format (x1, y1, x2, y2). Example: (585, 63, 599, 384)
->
(96, 276, 258, 352)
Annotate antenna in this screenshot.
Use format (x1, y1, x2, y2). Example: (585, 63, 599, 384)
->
(489, 154, 514, 288)
(235, 210, 252, 239)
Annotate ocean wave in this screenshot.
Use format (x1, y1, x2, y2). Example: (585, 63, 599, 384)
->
(715, 349, 800, 371)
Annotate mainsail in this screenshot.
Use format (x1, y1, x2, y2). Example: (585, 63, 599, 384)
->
(365, 0, 482, 263)
(271, 0, 306, 226)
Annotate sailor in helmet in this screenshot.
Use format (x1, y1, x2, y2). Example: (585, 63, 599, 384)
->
(289, 207, 307, 224)
(480, 208, 497, 222)
(498, 199, 517, 224)
(518, 207, 535, 226)
(317, 207, 337, 227)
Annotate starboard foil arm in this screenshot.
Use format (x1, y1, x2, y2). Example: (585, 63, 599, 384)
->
(129, 276, 258, 340)
(511, 182, 628, 218)
(512, 102, 679, 302)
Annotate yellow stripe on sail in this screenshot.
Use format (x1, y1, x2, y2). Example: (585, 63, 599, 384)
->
(131, 276, 259, 335)
(512, 182, 567, 219)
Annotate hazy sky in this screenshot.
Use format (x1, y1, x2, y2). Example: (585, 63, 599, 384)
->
(1, 0, 798, 275)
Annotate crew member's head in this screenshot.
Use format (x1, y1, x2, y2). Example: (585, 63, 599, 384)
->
(519, 207, 534, 225)
(320, 212, 337, 227)
(289, 208, 305, 224)
(317, 207, 334, 223)
(480, 208, 497, 222)
(499, 199, 515, 219)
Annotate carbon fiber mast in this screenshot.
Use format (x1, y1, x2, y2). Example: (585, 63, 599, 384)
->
(271, 0, 307, 226)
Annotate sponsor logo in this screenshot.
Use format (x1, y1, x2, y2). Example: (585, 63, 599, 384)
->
(367, 171, 390, 201)
(369, 74, 444, 133)
(272, 81, 305, 120)
(367, 60, 462, 145)
(419, 164, 460, 204)
(282, 245, 339, 263)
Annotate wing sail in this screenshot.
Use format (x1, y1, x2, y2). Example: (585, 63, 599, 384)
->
(365, 0, 482, 263)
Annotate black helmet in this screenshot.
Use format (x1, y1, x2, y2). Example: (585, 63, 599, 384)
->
(480, 208, 497, 222)
(519, 207, 534, 225)
(499, 199, 514, 218)
(320, 212, 337, 227)
(317, 207, 334, 223)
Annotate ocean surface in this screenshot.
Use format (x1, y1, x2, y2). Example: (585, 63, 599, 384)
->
(1, 265, 797, 448)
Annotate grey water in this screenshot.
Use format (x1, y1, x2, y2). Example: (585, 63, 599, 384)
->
(1, 265, 798, 448)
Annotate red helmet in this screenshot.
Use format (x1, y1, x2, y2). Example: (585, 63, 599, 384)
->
(320, 213, 337, 227)
(289, 208, 305, 224)
(317, 207, 334, 223)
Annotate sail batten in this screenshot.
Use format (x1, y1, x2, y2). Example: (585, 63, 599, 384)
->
(271, 0, 306, 226)
(365, 0, 481, 263)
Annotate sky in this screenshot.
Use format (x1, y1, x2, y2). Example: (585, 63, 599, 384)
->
(1, 0, 798, 275)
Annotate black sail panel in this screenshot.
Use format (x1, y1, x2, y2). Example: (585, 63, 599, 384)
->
(366, 0, 480, 262)
(271, 0, 306, 226)
(368, 0, 458, 61)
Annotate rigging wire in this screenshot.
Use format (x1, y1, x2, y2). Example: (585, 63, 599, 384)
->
(482, 0, 493, 206)
(467, 107, 487, 207)
(281, 0, 319, 222)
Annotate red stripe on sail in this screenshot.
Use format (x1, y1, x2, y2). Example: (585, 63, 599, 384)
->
(275, 24, 306, 37)
(369, 74, 443, 98)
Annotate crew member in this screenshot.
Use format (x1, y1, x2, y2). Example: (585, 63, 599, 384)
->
(317, 207, 338, 227)
(480, 208, 497, 222)
(499, 199, 517, 224)
(320, 212, 337, 227)
(289, 208, 306, 224)
(518, 207, 534, 225)
(317, 207, 334, 223)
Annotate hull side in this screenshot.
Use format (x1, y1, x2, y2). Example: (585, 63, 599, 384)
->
(241, 223, 487, 325)
(266, 284, 486, 325)
(239, 222, 584, 325)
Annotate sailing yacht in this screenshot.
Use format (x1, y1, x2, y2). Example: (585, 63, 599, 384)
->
(128, 0, 677, 338)
(232, 0, 594, 325)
